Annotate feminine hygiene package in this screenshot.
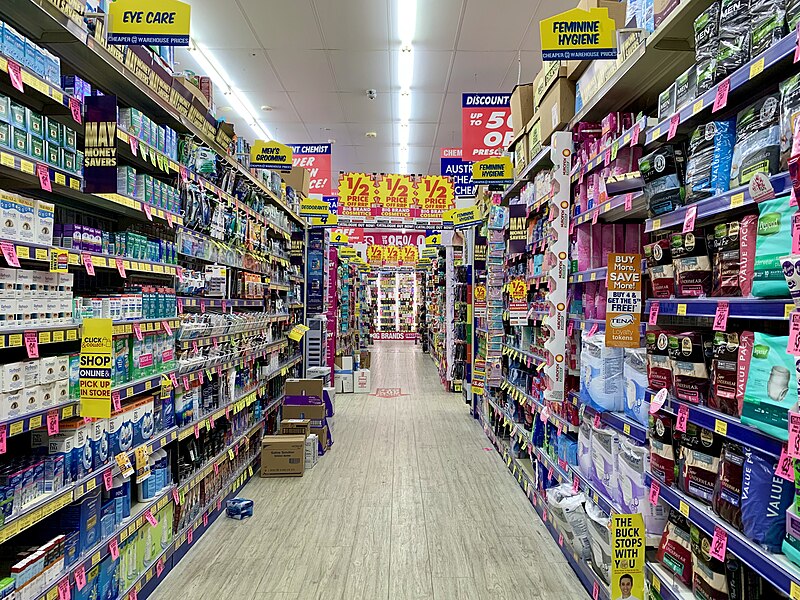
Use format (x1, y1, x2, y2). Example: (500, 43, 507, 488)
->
(546, 484, 591, 560)
(623, 347, 650, 426)
(678, 423, 723, 503)
(730, 94, 781, 188)
(751, 196, 795, 297)
(580, 331, 624, 412)
(685, 121, 735, 203)
(657, 509, 694, 586)
(742, 331, 796, 440)
(640, 145, 686, 217)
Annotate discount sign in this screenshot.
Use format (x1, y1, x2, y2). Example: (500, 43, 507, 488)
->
(462, 93, 513, 162)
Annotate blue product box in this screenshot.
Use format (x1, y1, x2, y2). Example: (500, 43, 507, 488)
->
(91, 419, 109, 471)
(131, 398, 154, 445)
(63, 530, 80, 568)
(160, 392, 175, 430)
(61, 75, 91, 101)
(99, 500, 116, 540)
(43, 50, 60, 85)
(73, 563, 99, 600)
(60, 488, 100, 555)
(108, 406, 134, 456)
(61, 420, 92, 480)
(24, 40, 45, 77)
(97, 555, 118, 600)
(2, 25, 25, 64)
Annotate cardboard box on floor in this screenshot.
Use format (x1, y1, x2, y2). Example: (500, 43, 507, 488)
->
(284, 378, 324, 405)
(282, 403, 326, 424)
(335, 372, 353, 394)
(279, 418, 311, 438)
(312, 425, 330, 454)
(261, 435, 305, 477)
(334, 355, 353, 374)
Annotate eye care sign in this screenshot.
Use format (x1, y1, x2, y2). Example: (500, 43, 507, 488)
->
(540, 7, 617, 61)
(462, 94, 513, 162)
(610, 514, 645, 600)
(107, 0, 191, 46)
(605, 253, 643, 348)
(80, 319, 113, 418)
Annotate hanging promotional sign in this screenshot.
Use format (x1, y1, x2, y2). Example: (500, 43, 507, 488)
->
(79, 318, 113, 418)
(339, 172, 376, 217)
(421, 248, 438, 259)
(508, 277, 528, 326)
(383, 245, 400, 266)
(461, 93, 513, 162)
(474, 284, 487, 319)
(250, 140, 293, 171)
(610, 514, 646, 600)
(364, 230, 426, 247)
(107, 0, 191, 46)
(399, 245, 418, 265)
(288, 144, 333, 195)
(605, 253, 643, 348)
(299, 197, 332, 217)
(376, 174, 414, 218)
(330, 230, 349, 245)
(366, 244, 384, 265)
(425, 232, 442, 247)
(440, 148, 476, 198)
(540, 7, 618, 61)
(417, 175, 456, 219)
(338, 246, 358, 259)
(310, 195, 339, 226)
(445, 206, 483, 229)
(83, 95, 118, 194)
(333, 227, 364, 243)
(508, 204, 527, 254)
(471, 156, 514, 185)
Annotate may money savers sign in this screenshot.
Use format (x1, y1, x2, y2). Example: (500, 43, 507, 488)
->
(80, 318, 113, 418)
(462, 93, 513, 162)
(540, 7, 617, 61)
(605, 253, 642, 347)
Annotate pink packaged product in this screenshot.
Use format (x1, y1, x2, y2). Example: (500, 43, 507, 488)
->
(601, 225, 614, 267)
(595, 287, 607, 319)
(588, 173, 600, 210)
(646, 329, 673, 392)
(645, 239, 674, 298)
(576, 224, 592, 271)
(624, 223, 645, 254)
(584, 283, 597, 319)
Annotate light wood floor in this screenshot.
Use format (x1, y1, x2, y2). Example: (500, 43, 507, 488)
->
(151, 342, 587, 600)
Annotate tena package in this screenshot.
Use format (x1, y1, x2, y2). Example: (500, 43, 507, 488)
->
(716, 0, 751, 81)
(741, 447, 793, 552)
(579, 331, 625, 412)
(577, 414, 593, 479)
(623, 347, 650, 426)
(589, 423, 619, 501)
(790, 0, 800, 30)
(726, 556, 773, 600)
(671, 232, 712, 298)
(675, 65, 698, 110)
(639, 145, 686, 217)
(616, 437, 669, 538)
(584, 501, 611, 584)
(710, 216, 757, 297)
(730, 93, 781, 188)
(645, 239, 674, 298)
(712, 442, 745, 529)
(708, 331, 753, 417)
(656, 509, 693, 586)
(751, 196, 794, 297)
(678, 423, 723, 503)
(750, 0, 785, 57)
(646, 330, 673, 392)
(780, 73, 800, 171)
(694, 3, 720, 61)
(691, 524, 729, 600)
(685, 120, 736, 203)
(668, 332, 713, 405)
(741, 331, 796, 440)
(545, 484, 591, 560)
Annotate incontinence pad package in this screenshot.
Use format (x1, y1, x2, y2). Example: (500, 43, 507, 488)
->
(657, 509, 693, 586)
(671, 232, 712, 298)
(694, 3, 720, 61)
(546, 484, 591, 560)
(709, 331, 753, 417)
(751, 196, 795, 297)
(750, 0, 785, 57)
(685, 121, 735, 203)
(716, 0, 751, 81)
(646, 330, 673, 393)
(645, 239, 674, 298)
(710, 216, 757, 297)
(584, 501, 611, 584)
(741, 447, 793, 552)
(712, 442, 745, 529)
(640, 145, 686, 217)
(577, 414, 593, 478)
(790, 0, 800, 30)
(691, 524, 729, 600)
(590, 423, 619, 500)
(780, 73, 800, 170)
(623, 347, 650, 426)
(668, 332, 713, 404)
(730, 94, 781, 188)
(742, 331, 796, 440)
(617, 437, 669, 538)
(580, 331, 624, 412)
(678, 423, 723, 503)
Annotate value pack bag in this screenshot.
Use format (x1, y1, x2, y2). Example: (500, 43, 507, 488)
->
(751, 196, 794, 297)
(708, 331, 753, 417)
(685, 120, 735, 203)
(709, 216, 757, 297)
(741, 448, 793, 552)
(741, 331, 796, 440)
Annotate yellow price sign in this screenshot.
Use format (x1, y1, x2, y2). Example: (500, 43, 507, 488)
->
(508, 278, 527, 301)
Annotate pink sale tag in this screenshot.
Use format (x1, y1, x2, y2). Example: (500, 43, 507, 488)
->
(213, 462, 218, 475)
(47, 409, 59, 435)
(632, 123, 641, 145)
(69, 97, 82, 123)
(604, 147, 611, 165)
(667, 113, 680, 140)
(593, 582, 599, 600)
(187, 527, 193, 544)
(591, 208, 599, 225)
(82, 253, 95, 276)
(163, 321, 172, 336)
(649, 480, 661, 506)
(713, 301, 730, 332)
(74, 565, 86, 591)
(624, 193, 633, 211)
(558, 533, 564, 547)
(567, 320, 574, 337)
(648, 302, 660, 326)
(776, 445, 795, 481)
(144, 509, 157, 527)
(200, 301, 206, 314)
(573, 476, 580, 493)
(129, 136, 138, 156)
(37, 163, 52, 192)
(649, 388, 668, 414)
(0, 425, 7, 455)
(177, 297, 184, 314)
(194, 423, 200, 438)
(58, 578, 70, 600)
(709, 526, 728, 561)
(24, 331, 39, 359)
(129, 588, 137, 600)
(713, 79, 730, 113)
(143, 203, 153, 221)
(676, 404, 689, 433)
(133, 323, 142, 341)
(683, 204, 697, 233)
(7, 59, 23, 92)
(192, 340, 199, 354)
(203, 512, 208, 527)
(593, 413, 602, 428)
(115, 257, 127, 278)
(103, 469, 113, 491)
(112, 391, 121, 412)
(166, 212, 174, 228)
(542, 508, 548, 522)
(1, 242, 19, 267)
(173, 488, 180, 504)
(787, 311, 800, 356)
(109, 538, 119, 560)
(588, 323, 598, 336)
(180, 166, 188, 182)
(156, 559, 164, 577)
(788, 412, 800, 458)
(795, 22, 800, 63)
(793, 214, 800, 254)
(169, 373, 178, 388)
(183, 376, 190, 391)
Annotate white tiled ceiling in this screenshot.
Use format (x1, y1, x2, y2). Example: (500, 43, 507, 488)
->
(177, 0, 575, 182)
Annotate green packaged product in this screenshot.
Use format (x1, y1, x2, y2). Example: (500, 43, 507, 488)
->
(730, 94, 780, 188)
(751, 196, 795, 297)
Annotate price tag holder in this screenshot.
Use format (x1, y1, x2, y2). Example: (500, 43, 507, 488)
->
(713, 301, 730, 332)
(713, 78, 730, 113)
(648, 302, 660, 326)
(676, 404, 689, 433)
(24, 330, 39, 359)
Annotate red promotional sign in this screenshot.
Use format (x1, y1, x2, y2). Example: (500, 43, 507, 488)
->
(332, 228, 364, 243)
(289, 144, 332, 195)
(461, 93, 513, 161)
(362, 230, 427, 247)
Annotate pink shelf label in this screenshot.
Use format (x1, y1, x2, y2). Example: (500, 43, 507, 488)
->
(709, 526, 728, 561)
(713, 302, 730, 332)
(7, 60, 23, 92)
(649, 481, 660, 506)
(713, 79, 730, 113)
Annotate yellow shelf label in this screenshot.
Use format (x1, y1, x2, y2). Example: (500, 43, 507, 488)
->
(623, 423, 630, 436)
(16, 246, 29, 259)
(730, 192, 745, 208)
(63, 405, 74, 418)
(749, 58, 765, 79)
(789, 581, 800, 600)
(54, 172, 66, 187)
(676, 304, 687, 316)
(52, 330, 64, 343)
(652, 218, 661, 230)
(38, 331, 51, 344)
(67, 329, 77, 341)
(9, 421, 23, 436)
(29, 415, 42, 430)
(679, 500, 690, 517)
(787, 304, 795, 319)
(692, 100, 704, 114)
(8, 334, 22, 347)
(35, 248, 48, 261)
(714, 419, 728, 436)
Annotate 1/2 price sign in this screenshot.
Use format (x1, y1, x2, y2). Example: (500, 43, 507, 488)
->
(462, 93, 513, 162)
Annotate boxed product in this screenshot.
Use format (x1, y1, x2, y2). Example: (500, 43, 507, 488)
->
(539, 78, 575, 143)
(284, 378, 324, 405)
(354, 369, 371, 393)
(335, 373, 354, 394)
(260, 435, 304, 477)
(510, 82, 534, 138)
(279, 418, 310, 438)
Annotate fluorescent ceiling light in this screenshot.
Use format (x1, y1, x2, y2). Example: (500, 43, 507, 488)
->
(399, 91, 412, 122)
(398, 123, 410, 147)
(399, 146, 409, 164)
(397, 0, 417, 44)
(399, 163, 408, 174)
(398, 46, 414, 90)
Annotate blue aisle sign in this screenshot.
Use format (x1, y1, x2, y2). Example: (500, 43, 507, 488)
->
(440, 148, 476, 198)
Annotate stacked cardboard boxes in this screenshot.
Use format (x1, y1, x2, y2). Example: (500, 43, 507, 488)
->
(283, 379, 334, 455)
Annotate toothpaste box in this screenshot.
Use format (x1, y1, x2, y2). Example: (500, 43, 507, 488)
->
(108, 405, 134, 456)
(130, 397, 154, 446)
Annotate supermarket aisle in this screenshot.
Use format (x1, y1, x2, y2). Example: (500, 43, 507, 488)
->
(151, 342, 585, 600)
